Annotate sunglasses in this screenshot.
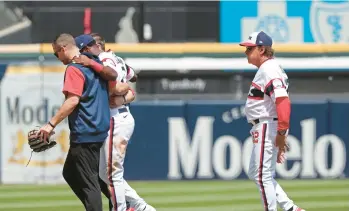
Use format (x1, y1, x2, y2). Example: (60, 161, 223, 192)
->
(53, 45, 65, 58)
(246, 46, 256, 52)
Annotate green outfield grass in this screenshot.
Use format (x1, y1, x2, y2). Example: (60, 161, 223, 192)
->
(0, 179, 348, 211)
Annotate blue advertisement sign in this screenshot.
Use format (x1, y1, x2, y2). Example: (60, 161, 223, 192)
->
(220, 0, 349, 44)
(124, 100, 348, 180)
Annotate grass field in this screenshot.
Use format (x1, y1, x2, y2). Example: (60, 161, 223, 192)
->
(0, 179, 348, 211)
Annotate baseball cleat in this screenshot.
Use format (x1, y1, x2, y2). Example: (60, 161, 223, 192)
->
(126, 201, 134, 211)
(293, 205, 305, 211)
(142, 204, 156, 211)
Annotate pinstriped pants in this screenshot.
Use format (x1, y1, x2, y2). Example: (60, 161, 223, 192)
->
(248, 121, 295, 211)
(99, 110, 135, 211)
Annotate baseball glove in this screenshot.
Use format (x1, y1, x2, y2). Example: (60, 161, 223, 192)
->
(28, 128, 57, 153)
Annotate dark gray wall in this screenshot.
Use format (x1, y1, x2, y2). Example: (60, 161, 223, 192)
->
(4, 1, 219, 43)
(136, 71, 349, 96)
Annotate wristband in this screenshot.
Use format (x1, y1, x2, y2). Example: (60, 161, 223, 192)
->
(90, 60, 103, 73)
(48, 121, 55, 128)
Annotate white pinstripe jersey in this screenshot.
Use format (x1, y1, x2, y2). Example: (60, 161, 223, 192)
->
(245, 59, 289, 122)
(98, 50, 135, 110)
(98, 50, 135, 83)
(98, 51, 127, 83)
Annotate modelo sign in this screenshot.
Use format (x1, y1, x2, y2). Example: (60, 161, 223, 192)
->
(166, 103, 348, 180)
(168, 117, 346, 180)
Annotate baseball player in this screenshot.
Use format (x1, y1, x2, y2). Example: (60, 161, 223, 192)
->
(90, 32, 156, 211)
(74, 34, 156, 211)
(239, 31, 305, 211)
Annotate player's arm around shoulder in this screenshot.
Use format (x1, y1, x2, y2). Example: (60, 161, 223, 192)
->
(73, 54, 117, 81)
(113, 55, 138, 83)
(91, 53, 118, 80)
(97, 62, 118, 81)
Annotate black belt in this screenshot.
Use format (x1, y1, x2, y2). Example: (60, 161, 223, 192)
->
(250, 118, 278, 126)
(118, 107, 128, 113)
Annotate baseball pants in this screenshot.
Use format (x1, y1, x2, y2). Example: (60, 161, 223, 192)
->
(100, 178, 149, 211)
(62, 142, 104, 211)
(100, 108, 135, 211)
(124, 180, 149, 210)
(248, 120, 295, 211)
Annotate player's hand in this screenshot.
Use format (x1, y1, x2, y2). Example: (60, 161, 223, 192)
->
(72, 54, 93, 66)
(277, 149, 286, 164)
(36, 123, 55, 142)
(275, 133, 289, 164)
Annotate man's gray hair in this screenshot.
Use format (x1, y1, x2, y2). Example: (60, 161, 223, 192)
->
(53, 33, 76, 47)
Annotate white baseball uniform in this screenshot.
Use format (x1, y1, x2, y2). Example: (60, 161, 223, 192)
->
(245, 59, 295, 211)
(98, 51, 151, 211)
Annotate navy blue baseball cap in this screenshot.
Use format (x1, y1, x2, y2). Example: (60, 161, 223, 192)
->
(239, 31, 273, 47)
(75, 34, 95, 51)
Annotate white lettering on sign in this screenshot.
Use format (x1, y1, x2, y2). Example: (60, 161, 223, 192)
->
(168, 117, 346, 179)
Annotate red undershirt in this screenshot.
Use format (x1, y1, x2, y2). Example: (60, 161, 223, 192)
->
(62, 66, 85, 97)
(275, 97, 290, 131)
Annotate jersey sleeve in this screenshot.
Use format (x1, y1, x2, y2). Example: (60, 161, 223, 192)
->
(62, 66, 85, 97)
(114, 56, 128, 82)
(126, 64, 135, 81)
(100, 53, 125, 82)
(101, 57, 118, 70)
(263, 67, 289, 103)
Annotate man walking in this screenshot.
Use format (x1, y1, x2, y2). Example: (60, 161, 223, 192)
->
(239, 31, 305, 211)
(38, 33, 113, 211)
(74, 33, 156, 211)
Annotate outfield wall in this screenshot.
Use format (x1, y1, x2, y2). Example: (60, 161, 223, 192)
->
(1, 98, 348, 183)
(0, 74, 348, 183)
(0, 63, 348, 184)
(123, 100, 348, 181)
